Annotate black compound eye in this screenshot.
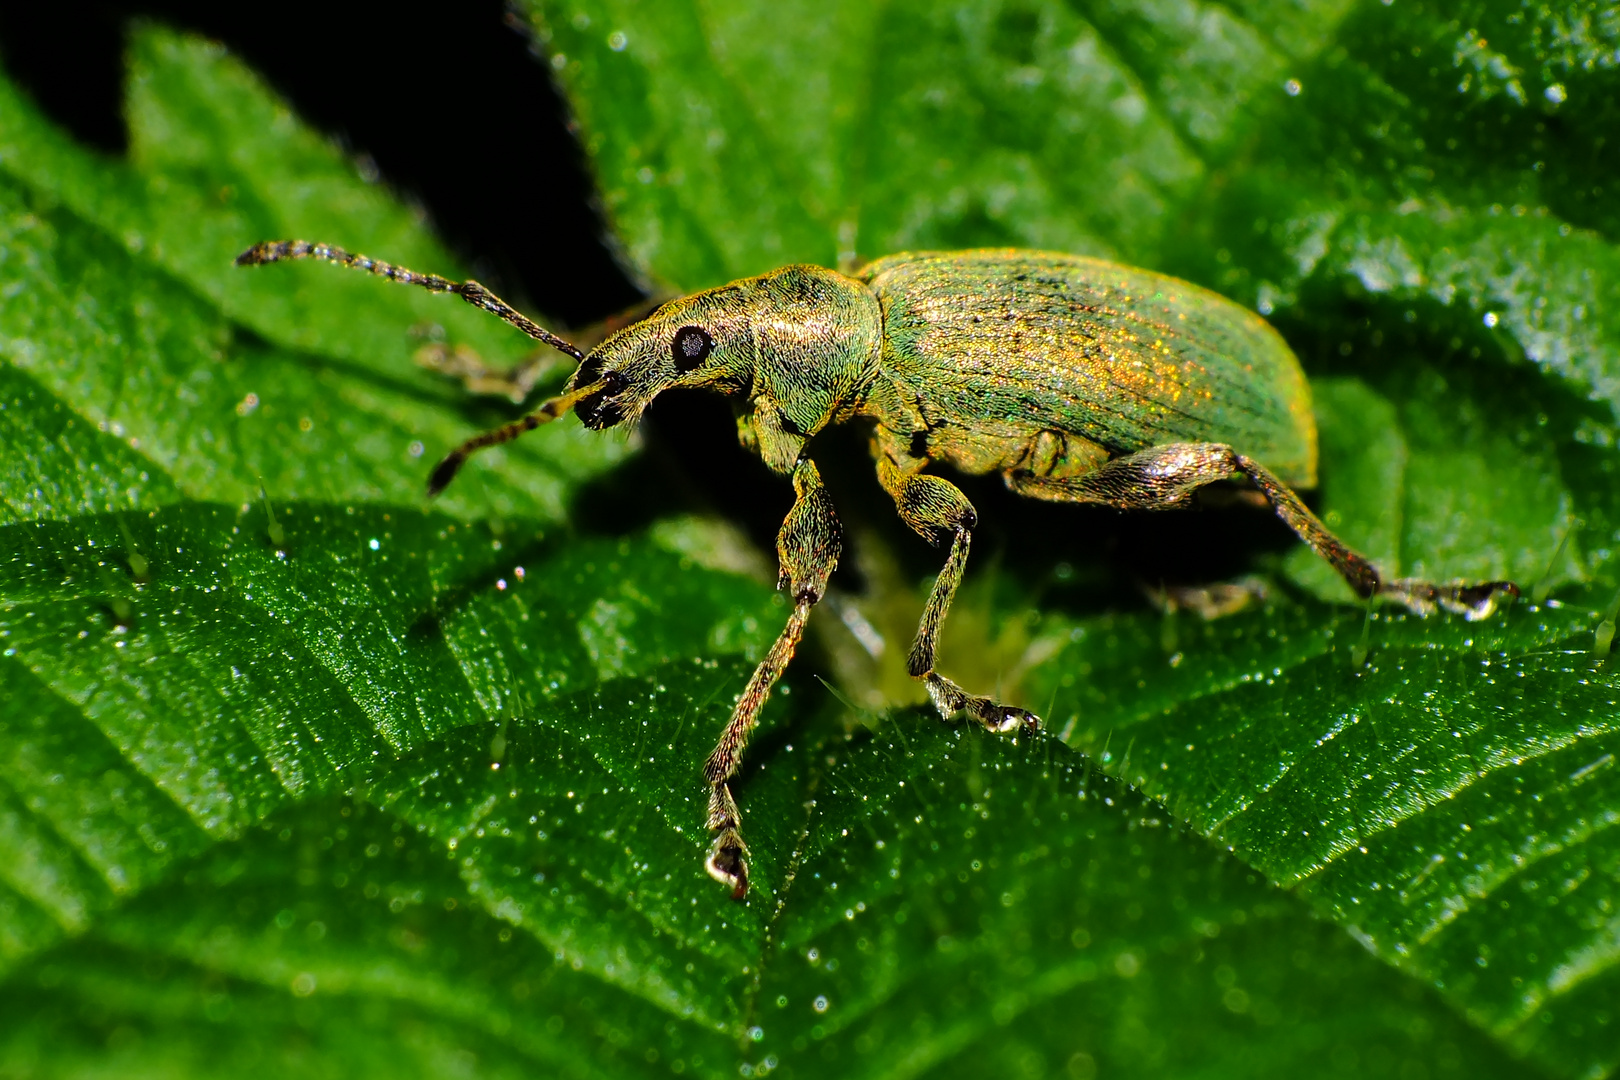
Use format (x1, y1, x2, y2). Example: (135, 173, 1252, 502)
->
(671, 325, 714, 371)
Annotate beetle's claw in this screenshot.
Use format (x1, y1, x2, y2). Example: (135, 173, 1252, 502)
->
(982, 705, 1040, 733)
(1384, 578, 1520, 621)
(1449, 580, 1520, 621)
(964, 695, 1040, 733)
(924, 673, 1040, 733)
(706, 828, 750, 900)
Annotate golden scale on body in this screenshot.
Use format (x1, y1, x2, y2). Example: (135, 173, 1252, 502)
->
(237, 240, 1519, 899)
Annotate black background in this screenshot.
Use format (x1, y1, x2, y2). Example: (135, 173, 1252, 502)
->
(0, 0, 639, 327)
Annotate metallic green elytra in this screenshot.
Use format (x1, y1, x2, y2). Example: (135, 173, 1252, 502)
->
(236, 241, 1519, 900)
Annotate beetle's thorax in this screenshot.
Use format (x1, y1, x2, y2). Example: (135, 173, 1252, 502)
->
(736, 265, 883, 469)
(571, 264, 882, 474)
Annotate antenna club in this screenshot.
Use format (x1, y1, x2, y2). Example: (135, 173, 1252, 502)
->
(426, 453, 466, 498)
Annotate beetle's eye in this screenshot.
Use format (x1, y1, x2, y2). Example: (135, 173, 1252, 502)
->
(672, 325, 714, 371)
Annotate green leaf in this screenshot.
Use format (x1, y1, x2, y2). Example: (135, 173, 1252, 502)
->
(528, 0, 1620, 1076)
(0, 28, 627, 523)
(535, 0, 1620, 419)
(3, 7, 1619, 1080)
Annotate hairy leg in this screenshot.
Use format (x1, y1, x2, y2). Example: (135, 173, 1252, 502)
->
(1007, 442, 1517, 619)
(414, 341, 569, 404)
(873, 430, 1040, 732)
(416, 294, 667, 403)
(704, 458, 842, 898)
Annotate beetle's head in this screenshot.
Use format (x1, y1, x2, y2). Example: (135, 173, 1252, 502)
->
(567, 284, 755, 430)
(423, 264, 880, 495)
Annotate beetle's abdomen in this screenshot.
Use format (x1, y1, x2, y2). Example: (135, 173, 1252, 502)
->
(860, 250, 1317, 487)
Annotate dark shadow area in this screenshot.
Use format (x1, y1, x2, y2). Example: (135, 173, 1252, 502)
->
(572, 389, 1307, 622)
(0, 0, 643, 328)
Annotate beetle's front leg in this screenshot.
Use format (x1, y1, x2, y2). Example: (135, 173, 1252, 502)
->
(704, 458, 841, 899)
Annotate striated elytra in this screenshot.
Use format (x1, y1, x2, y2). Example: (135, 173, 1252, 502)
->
(237, 242, 1518, 899)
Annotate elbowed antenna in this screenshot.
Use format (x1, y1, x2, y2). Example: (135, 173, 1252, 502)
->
(237, 238, 602, 496)
(424, 376, 613, 496)
(235, 240, 586, 361)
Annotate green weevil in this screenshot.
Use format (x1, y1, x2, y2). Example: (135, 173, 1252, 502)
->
(237, 241, 1519, 898)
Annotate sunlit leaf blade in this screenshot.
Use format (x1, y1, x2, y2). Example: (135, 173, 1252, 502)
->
(0, 658, 1530, 1079)
(1181, 2, 1620, 413)
(752, 724, 1535, 1080)
(529, 0, 1620, 1075)
(1012, 588, 1620, 1072)
(531, 0, 1620, 429)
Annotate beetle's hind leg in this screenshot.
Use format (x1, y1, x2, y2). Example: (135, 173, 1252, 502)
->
(1006, 442, 1518, 619)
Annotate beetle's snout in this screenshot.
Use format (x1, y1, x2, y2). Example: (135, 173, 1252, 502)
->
(574, 368, 628, 430)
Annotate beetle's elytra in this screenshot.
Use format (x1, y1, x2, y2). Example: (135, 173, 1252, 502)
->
(237, 241, 1519, 898)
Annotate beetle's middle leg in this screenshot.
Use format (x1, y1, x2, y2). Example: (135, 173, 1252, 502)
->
(874, 433, 1039, 733)
(1006, 441, 1517, 619)
(703, 458, 841, 899)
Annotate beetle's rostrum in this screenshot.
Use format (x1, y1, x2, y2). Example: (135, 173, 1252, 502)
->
(237, 241, 1520, 900)
(575, 369, 629, 430)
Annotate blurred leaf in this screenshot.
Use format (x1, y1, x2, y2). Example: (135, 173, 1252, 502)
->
(0, 28, 627, 523)
(3, 6, 1620, 1080)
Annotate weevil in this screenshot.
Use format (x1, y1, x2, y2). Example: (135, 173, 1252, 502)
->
(237, 241, 1520, 898)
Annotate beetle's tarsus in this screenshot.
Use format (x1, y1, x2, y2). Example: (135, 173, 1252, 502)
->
(705, 828, 750, 900)
(1145, 577, 1270, 620)
(1381, 578, 1520, 621)
(705, 783, 749, 899)
(924, 673, 1040, 733)
(1461, 580, 1521, 617)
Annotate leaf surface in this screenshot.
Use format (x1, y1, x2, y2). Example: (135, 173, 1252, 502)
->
(529, 1, 1620, 1075)
(3, 6, 1619, 1079)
